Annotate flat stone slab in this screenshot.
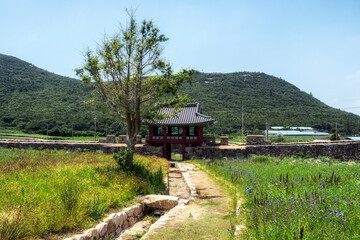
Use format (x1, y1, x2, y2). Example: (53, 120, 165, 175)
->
(143, 195, 179, 210)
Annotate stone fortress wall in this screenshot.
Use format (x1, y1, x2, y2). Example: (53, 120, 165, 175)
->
(0, 138, 359, 160)
(185, 141, 360, 160)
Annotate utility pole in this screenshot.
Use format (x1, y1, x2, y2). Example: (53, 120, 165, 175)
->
(94, 116, 97, 142)
(266, 121, 269, 141)
(46, 124, 49, 140)
(336, 122, 338, 140)
(72, 124, 74, 140)
(241, 104, 244, 143)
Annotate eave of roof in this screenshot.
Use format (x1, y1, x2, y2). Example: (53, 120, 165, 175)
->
(147, 102, 216, 126)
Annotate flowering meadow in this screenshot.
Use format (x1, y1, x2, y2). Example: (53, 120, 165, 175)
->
(201, 156, 360, 239)
(0, 147, 168, 239)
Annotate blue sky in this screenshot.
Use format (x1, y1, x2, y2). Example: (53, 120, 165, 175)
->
(1, 0, 360, 115)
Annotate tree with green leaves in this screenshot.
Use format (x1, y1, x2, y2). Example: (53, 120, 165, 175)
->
(76, 13, 193, 169)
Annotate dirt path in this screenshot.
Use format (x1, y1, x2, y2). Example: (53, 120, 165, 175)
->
(143, 163, 234, 240)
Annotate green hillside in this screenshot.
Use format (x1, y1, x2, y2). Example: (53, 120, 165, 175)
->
(0, 54, 359, 137)
(183, 72, 360, 135)
(0, 54, 124, 136)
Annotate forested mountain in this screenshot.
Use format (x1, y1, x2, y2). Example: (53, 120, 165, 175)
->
(182, 73, 360, 135)
(0, 54, 125, 136)
(0, 54, 359, 137)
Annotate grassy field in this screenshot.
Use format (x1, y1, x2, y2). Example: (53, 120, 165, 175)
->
(229, 135, 329, 143)
(0, 129, 98, 141)
(199, 156, 360, 239)
(0, 148, 168, 239)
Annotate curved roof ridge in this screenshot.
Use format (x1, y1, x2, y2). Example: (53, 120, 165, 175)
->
(148, 102, 216, 126)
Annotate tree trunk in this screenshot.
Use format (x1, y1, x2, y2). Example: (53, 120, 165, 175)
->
(126, 117, 138, 170)
(125, 135, 135, 170)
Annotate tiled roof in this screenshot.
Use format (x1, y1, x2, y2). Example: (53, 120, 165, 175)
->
(149, 103, 216, 126)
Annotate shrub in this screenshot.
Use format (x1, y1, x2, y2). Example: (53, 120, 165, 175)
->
(249, 155, 271, 163)
(330, 133, 340, 141)
(113, 149, 133, 170)
(275, 135, 285, 143)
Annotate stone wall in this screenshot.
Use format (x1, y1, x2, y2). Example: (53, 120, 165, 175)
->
(245, 141, 360, 160)
(203, 136, 216, 146)
(185, 146, 246, 159)
(0, 140, 163, 157)
(65, 195, 179, 240)
(1, 140, 359, 160)
(0, 140, 104, 152)
(246, 135, 271, 145)
(185, 141, 360, 160)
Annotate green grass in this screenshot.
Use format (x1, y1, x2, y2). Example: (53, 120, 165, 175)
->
(268, 135, 329, 143)
(0, 129, 148, 142)
(0, 129, 97, 141)
(0, 147, 168, 239)
(199, 156, 360, 239)
(229, 135, 329, 143)
(171, 153, 183, 160)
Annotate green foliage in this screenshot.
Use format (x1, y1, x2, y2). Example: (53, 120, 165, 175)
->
(249, 155, 271, 163)
(113, 149, 133, 170)
(330, 133, 340, 141)
(272, 135, 285, 143)
(75, 13, 194, 157)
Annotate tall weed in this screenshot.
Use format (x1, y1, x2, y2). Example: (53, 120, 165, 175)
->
(59, 177, 82, 212)
(86, 195, 106, 220)
(0, 211, 26, 240)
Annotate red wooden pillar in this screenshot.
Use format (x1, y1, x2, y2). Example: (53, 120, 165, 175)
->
(182, 126, 186, 161)
(163, 126, 167, 159)
(198, 125, 203, 146)
(148, 126, 153, 146)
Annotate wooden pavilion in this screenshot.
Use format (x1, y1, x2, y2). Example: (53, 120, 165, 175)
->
(146, 103, 216, 160)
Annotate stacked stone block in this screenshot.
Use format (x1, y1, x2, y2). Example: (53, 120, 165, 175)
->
(220, 136, 229, 145)
(106, 135, 116, 143)
(203, 136, 216, 146)
(246, 135, 271, 145)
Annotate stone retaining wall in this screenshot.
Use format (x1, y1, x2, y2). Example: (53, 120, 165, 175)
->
(65, 195, 179, 240)
(0, 140, 104, 152)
